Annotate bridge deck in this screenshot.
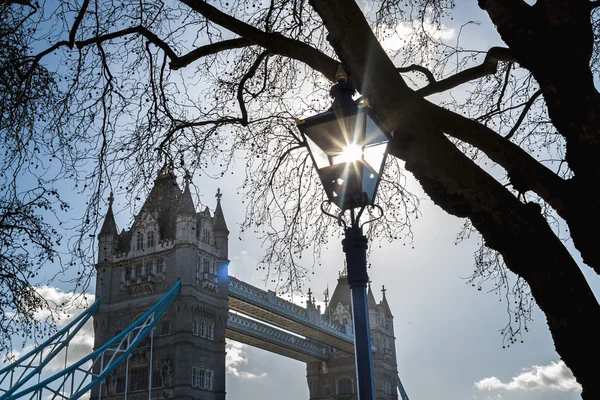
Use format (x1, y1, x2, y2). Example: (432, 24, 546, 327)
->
(228, 276, 355, 353)
(226, 313, 328, 363)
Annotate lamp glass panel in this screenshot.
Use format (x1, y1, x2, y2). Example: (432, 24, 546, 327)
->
(363, 143, 387, 172)
(361, 163, 379, 202)
(364, 114, 388, 146)
(303, 112, 365, 156)
(317, 162, 363, 209)
(305, 135, 331, 169)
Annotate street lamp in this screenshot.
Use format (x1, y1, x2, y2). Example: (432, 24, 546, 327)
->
(296, 66, 391, 400)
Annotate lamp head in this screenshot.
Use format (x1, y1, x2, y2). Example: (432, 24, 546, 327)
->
(297, 71, 391, 210)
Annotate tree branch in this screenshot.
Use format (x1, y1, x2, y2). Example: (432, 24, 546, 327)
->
(179, 0, 339, 81)
(397, 64, 436, 84)
(417, 47, 515, 96)
(68, 0, 89, 46)
(158, 118, 243, 150)
(76, 26, 179, 61)
(20, 0, 90, 80)
(505, 89, 543, 139)
(427, 101, 569, 214)
(170, 38, 253, 70)
(309, 4, 600, 394)
(237, 50, 270, 126)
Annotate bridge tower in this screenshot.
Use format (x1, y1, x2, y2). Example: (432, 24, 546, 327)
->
(306, 271, 399, 400)
(93, 165, 230, 400)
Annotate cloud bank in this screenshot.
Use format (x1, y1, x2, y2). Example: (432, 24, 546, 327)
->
(226, 341, 267, 380)
(5, 286, 96, 371)
(475, 361, 581, 392)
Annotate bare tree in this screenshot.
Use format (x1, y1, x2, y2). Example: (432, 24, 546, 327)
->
(2, 0, 600, 397)
(0, 1, 71, 354)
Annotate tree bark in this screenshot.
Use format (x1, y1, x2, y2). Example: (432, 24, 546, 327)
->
(481, 0, 600, 276)
(311, 0, 600, 397)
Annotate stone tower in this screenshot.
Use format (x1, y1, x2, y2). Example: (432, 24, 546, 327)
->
(306, 271, 399, 400)
(92, 165, 230, 400)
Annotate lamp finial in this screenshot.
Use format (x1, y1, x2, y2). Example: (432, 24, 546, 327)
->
(335, 65, 348, 82)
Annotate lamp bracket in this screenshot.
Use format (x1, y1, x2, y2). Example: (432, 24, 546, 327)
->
(320, 201, 347, 228)
(320, 202, 384, 230)
(359, 204, 384, 229)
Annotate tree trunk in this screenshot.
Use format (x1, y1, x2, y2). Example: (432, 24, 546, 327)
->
(481, 0, 600, 276)
(311, 0, 600, 397)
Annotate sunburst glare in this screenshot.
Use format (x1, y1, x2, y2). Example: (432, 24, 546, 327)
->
(337, 144, 362, 164)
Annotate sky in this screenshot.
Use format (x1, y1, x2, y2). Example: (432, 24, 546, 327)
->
(3, 1, 599, 400)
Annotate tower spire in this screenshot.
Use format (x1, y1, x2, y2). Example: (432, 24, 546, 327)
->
(368, 281, 377, 308)
(99, 192, 118, 237)
(213, 188, 228, 233)
(178, 173, 195, 214)
(381, 285, 393, 317)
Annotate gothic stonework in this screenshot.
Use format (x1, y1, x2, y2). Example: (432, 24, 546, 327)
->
(93, 166, 400, 399)
(307, 275, 400, 400)
(93, 167, 229, 400)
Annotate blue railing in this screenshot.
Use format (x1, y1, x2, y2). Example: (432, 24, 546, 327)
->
(3, 280, 181, 400)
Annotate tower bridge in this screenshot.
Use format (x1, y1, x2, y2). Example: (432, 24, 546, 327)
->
(0, 167, 408, 400)
(227, 276, 355, 354)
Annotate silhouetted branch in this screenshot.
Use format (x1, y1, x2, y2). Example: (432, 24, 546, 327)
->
(171, 38, 253, 70)
(397, 64, 436, 83)
(76, 26, 179, 61)
(417, 47, 515, 96)
(505, 89, 543, 140)
(180, 0, 339, 81)
(237, 50, 270, 126)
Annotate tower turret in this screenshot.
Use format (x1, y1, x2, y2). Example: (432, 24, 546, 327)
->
(367, 282, 379, 333)
(308, 274, 400, 400)
(92, 169, 230, 400)
(175, 174, 197, 242)
(212, 188, 229, 259)
(381, 284, 394, 330)
(98, 192, 118, 264)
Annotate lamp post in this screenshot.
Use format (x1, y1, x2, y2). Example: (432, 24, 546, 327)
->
(296, 66, 391, 400)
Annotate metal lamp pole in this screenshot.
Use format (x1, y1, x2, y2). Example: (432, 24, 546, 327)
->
(296, 65, 391, 400)
(343, 214, 375, 400)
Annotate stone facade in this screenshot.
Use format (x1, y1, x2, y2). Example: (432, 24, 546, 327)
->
(92, 166, 400, 400)
(306, 273, 399, 400)
(92, 166, 229, 400)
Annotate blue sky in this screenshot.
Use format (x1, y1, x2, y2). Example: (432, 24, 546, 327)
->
(3, 1, 598, 399)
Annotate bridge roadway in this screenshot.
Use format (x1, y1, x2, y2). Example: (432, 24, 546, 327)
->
(226, 276, 355, 357)
(226, 312, 329, 363)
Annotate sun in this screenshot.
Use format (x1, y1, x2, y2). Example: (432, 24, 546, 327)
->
(337, 144, 362, 163)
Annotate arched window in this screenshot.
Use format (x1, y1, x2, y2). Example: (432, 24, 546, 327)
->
(145, 261, 153, 275)
(337, 377, 353, 395)
(147, 231, 155, 248)
(136, 232, 144, 251)
(156, 258, 164, 274)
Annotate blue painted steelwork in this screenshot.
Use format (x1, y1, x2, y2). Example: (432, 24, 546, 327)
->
(228, 276, 353, 342)
(0, 298, 100, 398)
(2, 279, 181, 400)
(397, 374, 409, 400)
(227, 312, 328, 361)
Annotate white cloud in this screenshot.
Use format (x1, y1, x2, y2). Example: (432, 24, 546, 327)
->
(4, 287, 96, 371)
(475, 361, 582, 392)
(226, 341, 267, 380)
(381, 20, 456, 53)
(34, 286, 95, 327)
